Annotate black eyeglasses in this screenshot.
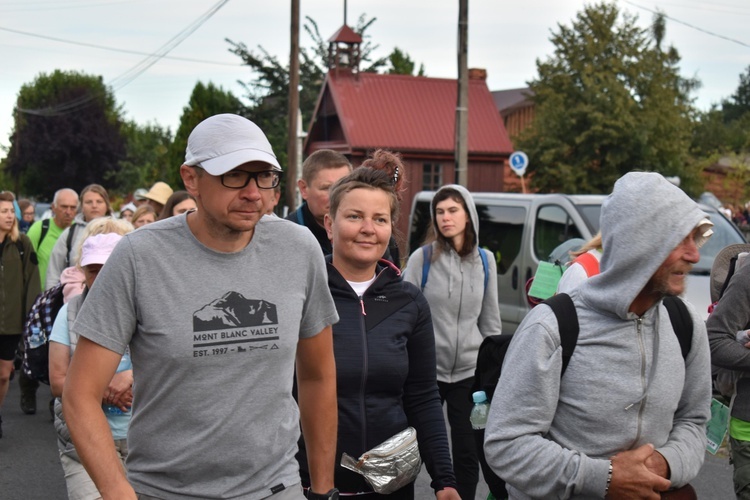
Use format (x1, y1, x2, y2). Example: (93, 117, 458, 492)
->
(195, 166, 280, 190)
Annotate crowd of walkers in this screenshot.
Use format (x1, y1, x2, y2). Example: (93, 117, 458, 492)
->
(0, 113, 741, 500)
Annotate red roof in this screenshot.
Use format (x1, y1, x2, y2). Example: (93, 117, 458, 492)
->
(320, 71, 512, 156)
(327, 25, 362, 44)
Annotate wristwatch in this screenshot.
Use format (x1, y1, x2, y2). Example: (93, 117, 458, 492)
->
(306, 488, 339, 500)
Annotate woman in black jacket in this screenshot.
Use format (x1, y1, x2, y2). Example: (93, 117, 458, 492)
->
(0, 191, 40, 438)
(298, 155, 459, 499)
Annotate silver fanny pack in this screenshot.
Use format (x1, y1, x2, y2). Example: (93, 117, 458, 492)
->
(340, 426, 423, 494)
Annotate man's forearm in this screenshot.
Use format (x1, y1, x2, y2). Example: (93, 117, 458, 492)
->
(63, 389, 135, 499)
(63, 337, 136, 499)
(298, 376, 337, 493)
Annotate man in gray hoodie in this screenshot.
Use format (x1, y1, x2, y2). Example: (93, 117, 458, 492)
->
(484, 172, 713, 499)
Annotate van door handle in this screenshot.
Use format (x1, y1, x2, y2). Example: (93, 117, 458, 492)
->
(526, 268, 533, 285)
(512, 266, 518, 289)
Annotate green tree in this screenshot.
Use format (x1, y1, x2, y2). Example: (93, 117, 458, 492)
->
(110, 121, 173, 196)
(692, 108, 750, 157)
(387, 47, 425, 76)
(165, 82, 244, 189)
(517, 3, 700, 195)
(4, 69, 127, 199)
(722, 65, 750, 123)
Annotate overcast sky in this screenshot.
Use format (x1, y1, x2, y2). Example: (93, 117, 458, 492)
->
(1, 0, 748, 153)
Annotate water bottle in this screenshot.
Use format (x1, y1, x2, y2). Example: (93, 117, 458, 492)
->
(28, 326, 46, 349)
(470, 390, 490, 430)
(102, 404, 126, 415)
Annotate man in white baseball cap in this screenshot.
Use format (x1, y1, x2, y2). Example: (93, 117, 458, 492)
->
(64, 114, 340, 500)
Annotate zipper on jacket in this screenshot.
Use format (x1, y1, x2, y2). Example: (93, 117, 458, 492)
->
(630, 317, 646, 444)
(358, 295, 369, 453)
(452, 259, 464, 377)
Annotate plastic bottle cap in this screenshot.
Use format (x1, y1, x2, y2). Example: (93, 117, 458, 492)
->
(472, 391, 488, 404)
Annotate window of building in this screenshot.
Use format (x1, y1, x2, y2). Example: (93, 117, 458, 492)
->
(422, 163, 442, 190)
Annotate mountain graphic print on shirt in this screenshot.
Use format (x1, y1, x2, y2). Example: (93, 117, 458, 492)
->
(192, 291, 280, 357)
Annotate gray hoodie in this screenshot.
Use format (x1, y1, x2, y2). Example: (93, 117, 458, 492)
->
(45, 213, 88, 290)
(403, 184, 502, 383)
(484, 172, 712, 499)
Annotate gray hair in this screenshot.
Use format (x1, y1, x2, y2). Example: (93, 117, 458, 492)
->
(52, 188, 79, 206)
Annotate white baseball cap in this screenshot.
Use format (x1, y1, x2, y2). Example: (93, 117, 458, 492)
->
(184, 114, 281, 175)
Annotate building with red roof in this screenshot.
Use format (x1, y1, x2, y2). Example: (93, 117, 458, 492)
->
(304, 27, 513, 249)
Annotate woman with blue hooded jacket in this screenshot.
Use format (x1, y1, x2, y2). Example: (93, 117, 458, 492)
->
(403, 184, 502, 500)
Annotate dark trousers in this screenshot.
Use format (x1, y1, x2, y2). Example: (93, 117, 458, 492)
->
(438, 377, 478, 500)
(18, 369, 38, 397)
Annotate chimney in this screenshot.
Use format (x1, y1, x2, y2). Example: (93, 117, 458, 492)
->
(468, 68, 487, 80)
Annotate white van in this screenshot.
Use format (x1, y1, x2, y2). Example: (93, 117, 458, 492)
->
(407, 191, 745, 333)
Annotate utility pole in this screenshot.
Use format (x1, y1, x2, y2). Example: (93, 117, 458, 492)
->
(286, 0, 301, 211)
(455, 0, 469, 187)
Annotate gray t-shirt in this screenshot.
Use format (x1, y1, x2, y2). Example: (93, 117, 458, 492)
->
(72, 213, 339, 500)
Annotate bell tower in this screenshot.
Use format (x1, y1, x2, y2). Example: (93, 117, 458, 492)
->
(327, 24, 362, 76)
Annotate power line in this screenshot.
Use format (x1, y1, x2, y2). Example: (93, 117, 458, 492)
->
(621, 0, 750, 48)
(0, 25, 240, 67)
(0, 1, 133, 14)
(16, 0, 232, 117)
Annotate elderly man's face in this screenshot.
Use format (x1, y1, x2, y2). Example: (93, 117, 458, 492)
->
(52, 191, 79, 228)
(644, 227, 702, 297)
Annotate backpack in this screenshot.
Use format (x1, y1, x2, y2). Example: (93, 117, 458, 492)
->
(21, 282, 65, 385)
(419, 244, 489, 291)
(473, 293, 693, 500)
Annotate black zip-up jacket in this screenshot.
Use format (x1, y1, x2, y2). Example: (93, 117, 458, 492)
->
(298, 258, 456, 494)
(0, 234, 40, 336)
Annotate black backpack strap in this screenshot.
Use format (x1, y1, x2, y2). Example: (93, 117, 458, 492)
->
(543, 293, 579, 375)
(38, 218, 51, 247)
(663, 296, 693, 360)
(64, 223, 77, 268)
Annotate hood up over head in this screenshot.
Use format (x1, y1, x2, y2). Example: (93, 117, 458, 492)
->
(430, 184, 480, 248)
(580, 172, 712, 319)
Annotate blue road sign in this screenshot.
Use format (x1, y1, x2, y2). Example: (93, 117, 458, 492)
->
(509, 151, 529, 177)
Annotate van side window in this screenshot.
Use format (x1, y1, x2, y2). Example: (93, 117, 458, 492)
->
(534, 205, 583, 261)
(477, 204, 525, 275)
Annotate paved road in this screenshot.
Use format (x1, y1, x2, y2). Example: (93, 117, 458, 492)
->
(0, 379, 737, 499)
